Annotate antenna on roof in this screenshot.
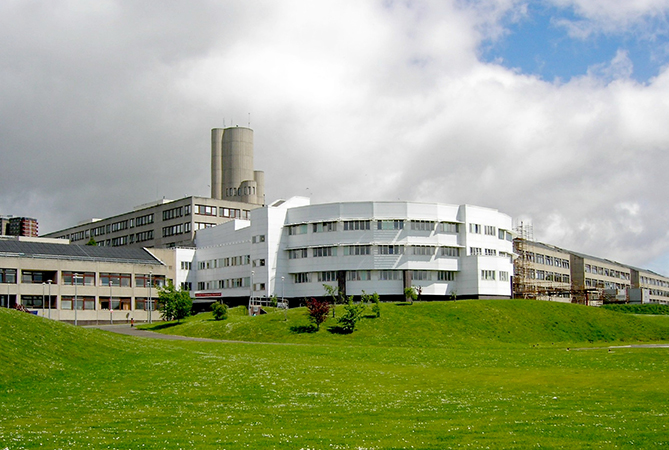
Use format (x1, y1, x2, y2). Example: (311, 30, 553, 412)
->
(223, 118, 226, 127)
(248, 112, 251, 128)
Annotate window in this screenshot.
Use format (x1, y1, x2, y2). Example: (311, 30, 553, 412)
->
(135, 214, 154, 227)
(111, 220, 129, 232)
(481, 270, 495, 281)
(195, 205, 217, 216)
(288, 224, 308, 235)
(343, 245, 371, 256)
(162, 224, 184, 237)
(181, 282, 192, 291)
(378, 245, 404, 255)
(289, 248, 308, 259)
(412, 270, 432, 281)
(111, 236, 128, 247)
(439, 222, 459, 233)
(498, 229, 506, 240)
(438, 271, 456, 281)
(379, 270, 401, 281)
(195, 222, 215, 230)
(535, 254, 545, 265)
(0, 268, 17, 284)
(469, 224, 481, 234)
(252, 259, 266, 267)
(470, 247, 482, 256)
(162, 207, 183, 221)
(410, 220, 434, 231)
(313, 221, 337, 232)
(499, 271, 509, 281)
(313, 247, 337, 257)
(61, 296, 95, 310)
(92, 225, 106, 236)
(136, 230, 154, 242)
(318, 271, 337, 282)
(484, 248, 497, 256)
(377, 220, 404, 230)
(62, 272, 95, 286)
(253, 283, 266, 292)
(252, 235, 266, 244)
(135, 298, 157, 311)
(100, 273, 131, 287)
(412, 246, 435, 256)
(347, 271, 371, 281)
(484, 225, 496, 236)
(181, 261, 192, 270)
(440, 247, 460, 257)
(184, 205, 191, 215)
(343, 220, 371, 231)
(294, 273, 311, 284)
(100, 297, 131, 311)
(21, 295, 56, 309)
(135, 274, 165, 288)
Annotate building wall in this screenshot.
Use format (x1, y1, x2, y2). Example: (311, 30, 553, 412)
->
(42, 196, 261, 249)
(0, 253, 170, 324)
(192, 198, 514, 304)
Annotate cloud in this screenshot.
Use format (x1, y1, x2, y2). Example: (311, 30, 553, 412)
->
(2, 0, 669, 274)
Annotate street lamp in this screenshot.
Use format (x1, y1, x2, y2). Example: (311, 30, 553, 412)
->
(281, 276, 286, 321)
(47, 280, 52, 319)
(42, 282, 45, 316)
(109, 280, 113, 325)
(148, 271, 152, 324)
(74, 273, 79, 326)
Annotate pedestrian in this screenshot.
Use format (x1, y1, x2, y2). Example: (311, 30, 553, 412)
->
(131, 317, 134, 327)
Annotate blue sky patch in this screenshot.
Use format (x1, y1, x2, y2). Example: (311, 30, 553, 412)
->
(480, 3, 668, 83)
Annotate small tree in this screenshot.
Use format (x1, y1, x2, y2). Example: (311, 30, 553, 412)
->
(370, 292, 381, 318)
(211, 301, 228, 321)
(404, 286, 417, 305)
(305, 297, 330, 330)
(86, 237, 97, 246)
(158, 281, 192, 322)
(323, 284, 343, 318)
(337, 297, 365, 333)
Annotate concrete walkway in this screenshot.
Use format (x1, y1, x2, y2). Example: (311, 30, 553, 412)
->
(87, 324, 225, 342)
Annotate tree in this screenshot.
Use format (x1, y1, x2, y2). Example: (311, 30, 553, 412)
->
(323, 284, 345, 318)
(404, 286, 417, 305)
(336, 297, 366, 333)
(367, 292, 381, 318)
(211, 301, 228, 321)
(305, 297, 330, 330)
(158, 281, 192, 322)
(86, 237, 97, 246)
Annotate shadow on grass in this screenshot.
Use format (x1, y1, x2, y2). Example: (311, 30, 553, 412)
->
(395, 302, 413, 306)
(146, 322, 181, 330)
(327, 325, 353, 335)
(289, 324, 318, 334)
(363, 313, 378, 319)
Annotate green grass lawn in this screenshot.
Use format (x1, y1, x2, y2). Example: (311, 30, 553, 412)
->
(2, 300, 669, 449)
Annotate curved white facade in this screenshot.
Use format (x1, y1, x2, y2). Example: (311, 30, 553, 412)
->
(193, 197, 514, 303)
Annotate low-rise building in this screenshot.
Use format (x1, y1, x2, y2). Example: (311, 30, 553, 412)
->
(0, 236, 170, 324)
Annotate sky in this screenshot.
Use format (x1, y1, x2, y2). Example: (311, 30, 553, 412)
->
(2, 0, 669, 274)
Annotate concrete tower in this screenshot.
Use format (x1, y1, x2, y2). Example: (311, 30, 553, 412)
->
(211, 126, 265, 205)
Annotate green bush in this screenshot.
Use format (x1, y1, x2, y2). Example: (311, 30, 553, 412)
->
(211, 302, 228, 321)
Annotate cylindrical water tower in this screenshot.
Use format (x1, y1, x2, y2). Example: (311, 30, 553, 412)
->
(211, 126, 264, 205)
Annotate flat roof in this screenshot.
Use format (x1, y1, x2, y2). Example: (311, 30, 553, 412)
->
(0, 239, 164, 266)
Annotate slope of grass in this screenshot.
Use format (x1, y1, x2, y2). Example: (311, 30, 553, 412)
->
(143, 300, 669, 347)
(2, 304, 669, 448)
(601, 303, 669, 315)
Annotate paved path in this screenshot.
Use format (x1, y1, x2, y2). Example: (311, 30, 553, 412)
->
(87, 324, 227, 342)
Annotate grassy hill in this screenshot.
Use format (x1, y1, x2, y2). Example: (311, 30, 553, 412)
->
(143, 299, 669, 347)
(2, 302, 669, 448)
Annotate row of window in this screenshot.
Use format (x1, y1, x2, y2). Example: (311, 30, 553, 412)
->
(585, 278, 631, 290)
(481, 270, 510, 281)
(225, 186, 256, 197)
(72, 214, 156, 242)
(0, 269, 165, 287)
(288, 220, 463, 235)
(469, 224, 513, 241)
(584, 263, 630, 280)
(293, 270, 458, 284)
(197, 255, 252, 270)
(532, 271, 570, 283)
(94, 229, 155, 247)
(197, 277, 250, 290)
(195, 204, 250, 219)
(639, 275, 669, 288)
(162, 222, 192, 237)
(288, 245, 463, 259)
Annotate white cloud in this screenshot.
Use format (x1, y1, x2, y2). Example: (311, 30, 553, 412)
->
(2, 0, 669, 274)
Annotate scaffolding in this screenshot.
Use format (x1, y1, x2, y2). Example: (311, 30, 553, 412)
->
(513, 222, 537, 299)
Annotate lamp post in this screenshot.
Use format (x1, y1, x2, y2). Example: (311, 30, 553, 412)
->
(47, 280, 52, 319)
(148, 271, 152, 324)
(6, 281, 9, 308)
(281, 276, 286, 321)
(42, 282, 45, 316)
(109, 280, 113, 325)
(74, 273, 79, 326)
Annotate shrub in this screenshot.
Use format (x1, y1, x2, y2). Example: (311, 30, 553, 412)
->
(211, 302, 228, 321)
(305, 298, 330, 330)
(336, 298, 366, 333)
